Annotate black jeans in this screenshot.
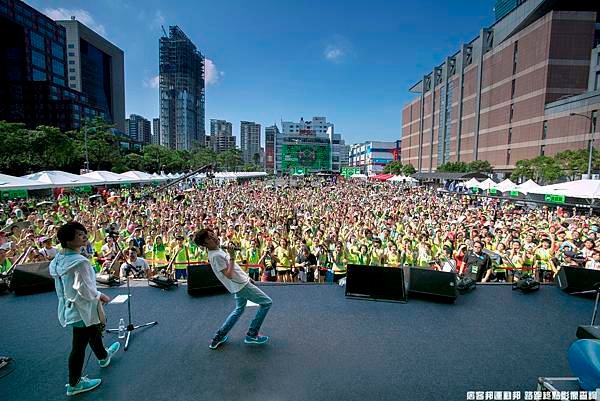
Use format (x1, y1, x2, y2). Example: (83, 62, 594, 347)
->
(68, 324, 108, 386)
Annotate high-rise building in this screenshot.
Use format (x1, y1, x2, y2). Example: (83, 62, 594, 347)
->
(0, 0, 104, 131)
(276, 116, 347, 174)
(494, 0, 527, 21)
(210, 119, 235, 153)
(264, 125, 279, 173)
(159, 26, 205, 150)
(126, 114, 151, 144)
(349, 141, 401, 175)
(401, 0, 600, 175)
(240, 121, 261, 164)
(151, 118, 160, 145)
(56, 18, 125, 131)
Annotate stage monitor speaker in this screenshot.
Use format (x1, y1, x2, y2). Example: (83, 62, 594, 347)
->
(408, 267, 458, 303)
(187, 264, 226, 296)
(9, 262, 53, 295)
(345, 264, 407, 303)
(556, 266, 600, 294)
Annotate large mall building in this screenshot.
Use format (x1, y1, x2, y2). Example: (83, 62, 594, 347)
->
(401, 0, 600, 175)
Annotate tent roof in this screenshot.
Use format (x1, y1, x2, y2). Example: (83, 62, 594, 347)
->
(349, 173, 368, 179)
(529, 179, 600, 199)
(478, 178, 497, 191)
(494, 178, 517, 192)
(23, 170, 102, 188)
(388, 175, 417, 182)
(411, 172, 489, 181)
(370, 173, 394, 181)
(82, 170, 136, 185)
(516, 179, 541, 194)
(465, 178, 480, 188)
(0, 173, 47, 190)
(119, 171, 154, 182)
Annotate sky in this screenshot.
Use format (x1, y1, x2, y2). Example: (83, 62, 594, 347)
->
(27, 0, 495, 146)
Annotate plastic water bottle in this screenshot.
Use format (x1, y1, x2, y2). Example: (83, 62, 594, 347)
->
(118, 318, 125, 339)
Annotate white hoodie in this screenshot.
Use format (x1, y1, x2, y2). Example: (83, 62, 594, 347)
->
(49, 251, 102, 327)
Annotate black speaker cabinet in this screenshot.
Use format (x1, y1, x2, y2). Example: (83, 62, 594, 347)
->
(408, 267, 458, 303)
(9, 262, 54, 295)
(187, 264, 226, 296)
(556, 266, 600, 294)
(345, 264, 407, 303)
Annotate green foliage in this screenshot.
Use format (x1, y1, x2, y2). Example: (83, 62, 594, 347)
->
(467, 160, 493, 173)
(437, 161, 469, 173)
(401, 163, 416, 176)
(511, 156, 562, 184)
(383, 160, 403, 174)
(216, 149, 243, 171)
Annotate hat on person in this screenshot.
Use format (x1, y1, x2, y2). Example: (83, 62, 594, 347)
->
(564, 251, 577, 258)
(38, 236, 50, 243)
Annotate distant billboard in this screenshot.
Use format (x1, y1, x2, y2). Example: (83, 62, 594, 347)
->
(281, 144, 331, 172)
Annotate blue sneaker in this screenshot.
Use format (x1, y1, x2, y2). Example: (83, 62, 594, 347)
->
(98, 342, 120, 368)
(209, 335, 228, 349)
(244, 334, 269, 345)
(66, 376, 101, 396)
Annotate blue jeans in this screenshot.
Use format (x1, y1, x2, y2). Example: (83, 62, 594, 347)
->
(215, 282, 272, 339)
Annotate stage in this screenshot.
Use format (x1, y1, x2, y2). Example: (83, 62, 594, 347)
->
(0, 284, 593, 401)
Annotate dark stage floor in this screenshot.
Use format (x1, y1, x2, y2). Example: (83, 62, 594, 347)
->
(0, 284, 593, 401)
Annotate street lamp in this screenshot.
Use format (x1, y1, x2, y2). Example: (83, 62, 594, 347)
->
(570, 112, 595, 178)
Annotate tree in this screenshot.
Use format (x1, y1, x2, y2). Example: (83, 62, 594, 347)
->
(511, 159, 534, 182)
(216, 149, 243, 171)
(189, 146, 217, 170)
(383, 160, 403, 174)
(437, 161, 468, 173)
(402, 163, 416, 176)
(467, 160, 493, 173)
(252, 152, 261, 166)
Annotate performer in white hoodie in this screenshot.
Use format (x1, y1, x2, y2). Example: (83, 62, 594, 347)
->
(49, 222, 120, 396)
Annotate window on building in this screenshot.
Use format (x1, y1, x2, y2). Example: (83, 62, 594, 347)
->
(52, 76, 65, 86)
(52, 59, 64, 77)
(506, 149, 511, 165)
(508, 128, 512, 144)
(542, 120, 548, 140)
(31, 50, 45, 69)
(509, 104, 514, 122)
(69, 68, 75, 73)
(51, 42, 64, 60)
(69, 60, 75, 65)
(511, 79, 516, 98)
(597, 52, 600, 66)
(592, 110, 598, 133)
(32, 69, 47, 81)
(540, 145, 546, 156)
(513, 40, 518, 75)
(68, 44, 75, 49)
(68, 52, 75, 57)
(596, 72, 600, 91)
(30, 31, 44, 50)
(70, 84, 77, 88)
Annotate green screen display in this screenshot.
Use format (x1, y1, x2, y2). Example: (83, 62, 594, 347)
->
(509, 190, 520, 197)
(1, 189, 28, 200)
(281, 144, 331, 172)
(544, 194, 566, 204)
(341, 167, 361, 178)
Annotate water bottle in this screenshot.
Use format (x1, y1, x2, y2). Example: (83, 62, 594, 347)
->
(118, 318, 125, 339)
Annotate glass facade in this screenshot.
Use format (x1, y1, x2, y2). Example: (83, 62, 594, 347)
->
(79, 38, 112, 122)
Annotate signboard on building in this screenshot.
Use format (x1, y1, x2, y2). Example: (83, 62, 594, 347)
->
(298, 129, 315, 137)
(281, 144, 331, 172)
(341, 167, 361, 178)
(544, 194, 566, 204)
(1, 189, 28, 200)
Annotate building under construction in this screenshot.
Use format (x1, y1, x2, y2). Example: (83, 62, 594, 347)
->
(159, 25, 205, 150)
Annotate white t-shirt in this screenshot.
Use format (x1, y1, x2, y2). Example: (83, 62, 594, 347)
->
(207, 249, 249, 293)
(40, 246, 58, 260)
(120, 258, 149, 277)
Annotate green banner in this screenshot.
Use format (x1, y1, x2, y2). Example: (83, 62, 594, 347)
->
(544, 194, 566, 204)
(489, 188, 497, 195)
(509, 190, 520, 197)
(471, 187, 479, 193)
(294, 167, 306, 175)
(341, 167, 361, 178)
(1, 189, 28, 200)
(73, 186, 92, 193)
(120, 183, 132, 188)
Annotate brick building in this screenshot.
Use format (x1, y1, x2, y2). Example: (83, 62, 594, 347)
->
(401, 0, 600, 174)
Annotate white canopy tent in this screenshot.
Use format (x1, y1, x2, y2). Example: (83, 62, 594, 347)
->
(477, 178, 497, 191)
(494, 178, 518, 193)
(81, 170, 136, 185)
(388, 175, 417, 183)
(23, 170, 102, 188)
(350, 173, 368, 179)
(119, 171, 154, 183)
(465, 178, 480, 189)
(0, 173, 47, 190)
(516, 179, 541, 194)
(529, 179, 600, 199)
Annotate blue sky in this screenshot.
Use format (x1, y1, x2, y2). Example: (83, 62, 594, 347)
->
(28, 0, 494, 145)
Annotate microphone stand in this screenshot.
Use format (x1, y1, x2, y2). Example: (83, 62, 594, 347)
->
(105, 232, 157, 351)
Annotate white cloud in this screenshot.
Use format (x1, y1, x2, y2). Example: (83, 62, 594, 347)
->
(323, 35, 353, 63)
(43, 8, 106, 36)
(143, 75, 160, 89)
(324, 46, 344, 61)
(154, 10, 165, 27)
(205, 59, 224, 86)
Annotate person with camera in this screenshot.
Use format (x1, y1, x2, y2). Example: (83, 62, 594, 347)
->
(119, 247, 150, 279)
(259, 243, 278, 282)
(194, 228, 272, 349)
(49, 222, 120, 396)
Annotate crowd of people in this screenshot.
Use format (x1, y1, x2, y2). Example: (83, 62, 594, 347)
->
(1, 177, 599, 285)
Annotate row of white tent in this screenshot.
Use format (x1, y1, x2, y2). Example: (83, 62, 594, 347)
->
(348, 174, 418, 182)
(0, 170, 265, 191)
(464, 178, 600, 199)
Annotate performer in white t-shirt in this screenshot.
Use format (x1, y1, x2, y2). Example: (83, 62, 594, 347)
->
(120, 248, 150, 279)
(194, 229, 272, 350)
